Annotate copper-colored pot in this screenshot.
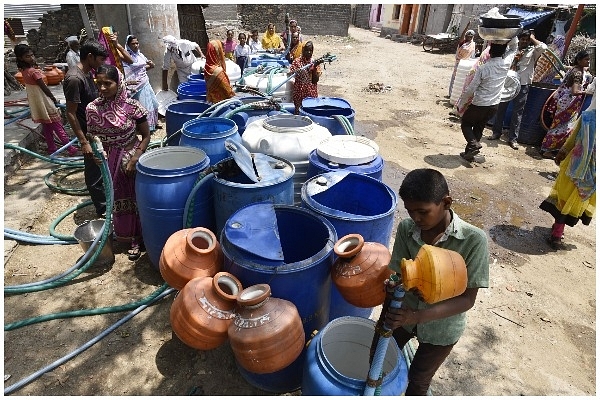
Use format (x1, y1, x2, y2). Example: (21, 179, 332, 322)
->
(400, 244, 468, 304)
(228, 284, 305, 374)
(14, 69, 48, 85)
(43, 65, 63, 85)
(159, 227, 223, 290)
(331, 233, 392, 308)
(170, 272, 242, 350)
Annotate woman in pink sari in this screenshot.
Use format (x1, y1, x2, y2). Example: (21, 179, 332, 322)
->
(540, 50, 594, 159)
(86, 64, 151, 261)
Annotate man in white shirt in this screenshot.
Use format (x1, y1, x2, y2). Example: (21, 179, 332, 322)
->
(248, 29, 263, 54)
(161, 35, 205, 91)
(65, 36, 80, 69)
(459, 42, 511, 161)
(490, 31, 547, 149)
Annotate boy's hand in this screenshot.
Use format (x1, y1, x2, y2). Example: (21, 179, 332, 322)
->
(384, 303, 420, 330)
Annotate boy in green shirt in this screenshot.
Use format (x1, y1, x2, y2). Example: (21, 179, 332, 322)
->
(385, 168, 489, 395)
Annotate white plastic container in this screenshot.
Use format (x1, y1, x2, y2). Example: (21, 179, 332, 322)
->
(450, 58, 477, 105)
(242, 115, 332, 203)
(191, 59, 242, 85)
(241, 71, 294, 103)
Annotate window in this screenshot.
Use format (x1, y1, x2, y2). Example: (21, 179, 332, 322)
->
(392, 5, 401, 20)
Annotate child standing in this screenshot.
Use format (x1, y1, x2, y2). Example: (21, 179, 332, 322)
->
(384, 168, 489, 395)
(223, 29, 237, 62)
(14, 44, 78, 156)
(234, 33, 251, 74)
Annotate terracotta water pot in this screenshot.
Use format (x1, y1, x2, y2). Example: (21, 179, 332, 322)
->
(400, 244, 468, 304)
(228, 284, 305, 374)
(43, 65, 63, 85)
(331, 233, 392, 308)
(170, 272, 243, 350)
(159, 227, 223, 290)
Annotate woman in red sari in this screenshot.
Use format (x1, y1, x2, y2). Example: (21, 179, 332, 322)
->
(204, 39, 235, 104)
(289, 41, 322, 114)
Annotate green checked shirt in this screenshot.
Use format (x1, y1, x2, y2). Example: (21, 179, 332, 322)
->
(389, 210, 489, 345)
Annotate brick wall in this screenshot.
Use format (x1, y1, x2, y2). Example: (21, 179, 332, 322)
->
(238, 4, 350, 36)
(26, 5, 96, 63)
(352, 4, 372, 29)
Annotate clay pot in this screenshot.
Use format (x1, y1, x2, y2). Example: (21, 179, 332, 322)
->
(14, 69, 48, 85)
(228, 284, 305, 374)
(159, 227, 223, 290)
(43, 65, 63, 85)
(170, 272, 243, 350)
(331, 233, 392, 308)
(400, 244, 468, 304)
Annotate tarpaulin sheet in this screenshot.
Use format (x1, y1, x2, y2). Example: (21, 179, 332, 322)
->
(507, 7, 556, 29)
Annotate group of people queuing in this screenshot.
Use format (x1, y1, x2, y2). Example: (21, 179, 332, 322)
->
(452, 29, 596, 250)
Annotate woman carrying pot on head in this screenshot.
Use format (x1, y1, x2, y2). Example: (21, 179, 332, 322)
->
(540, 50, 595, 159)
(86, 64, 151, 261)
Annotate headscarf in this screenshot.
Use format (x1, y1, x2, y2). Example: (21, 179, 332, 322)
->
(65, 35, 78, 43)
(465, 30, 475, 36)
(566, 107, 596, 200)
(162, 35, 198, 65)
(203, 40, 235, 103)
(86, 68, 147, 145)
(262, 27, 283, 50)
(204, 39, 227, 76)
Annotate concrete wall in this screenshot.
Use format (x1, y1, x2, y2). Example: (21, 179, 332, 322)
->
(238, 4, 350, 36)
(202, 3, 239, 23)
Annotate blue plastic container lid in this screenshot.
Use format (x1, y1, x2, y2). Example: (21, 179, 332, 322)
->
(302, 97, 352, 110)
(223, 202, 284, 261)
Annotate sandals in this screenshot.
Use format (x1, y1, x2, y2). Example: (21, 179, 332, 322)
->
(546, 236, 562, 250)
(128, 241, 145, 261)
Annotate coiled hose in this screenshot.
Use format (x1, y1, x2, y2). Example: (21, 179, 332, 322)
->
(4, 138, 114, 294)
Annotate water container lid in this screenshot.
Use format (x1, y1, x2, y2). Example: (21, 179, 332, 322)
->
(317, 136, 379, 165)
(302, 97, 351, 110)
(223, 203, 284, 261)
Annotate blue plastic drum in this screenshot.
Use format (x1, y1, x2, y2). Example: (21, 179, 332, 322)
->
(180, 117, 242, 164)
(135, 147, 212, 269)
(301, 171, 398, 321)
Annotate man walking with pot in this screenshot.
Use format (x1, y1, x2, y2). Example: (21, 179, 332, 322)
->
(489, 30, 547, 149)
(458, 42, 512, 162)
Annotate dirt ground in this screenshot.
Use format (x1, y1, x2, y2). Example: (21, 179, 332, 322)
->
(3, 26, 596, 396)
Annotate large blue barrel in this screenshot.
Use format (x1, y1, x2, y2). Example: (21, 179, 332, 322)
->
(221, 203, 336, 393)
(212, 154, 295, 235)
(136, 147, 212, 269)
(307, 136, 384, 181)
(300, 97, 355, 136)
(180, 117, 241, 164)
(177, 81, 207, 101)
(301, 171, 398, 321)
(165, 100, 212, 145)
(302, 316, 408, 395)
(517, 83, 557, 146)
(187, 73, 204, 82)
